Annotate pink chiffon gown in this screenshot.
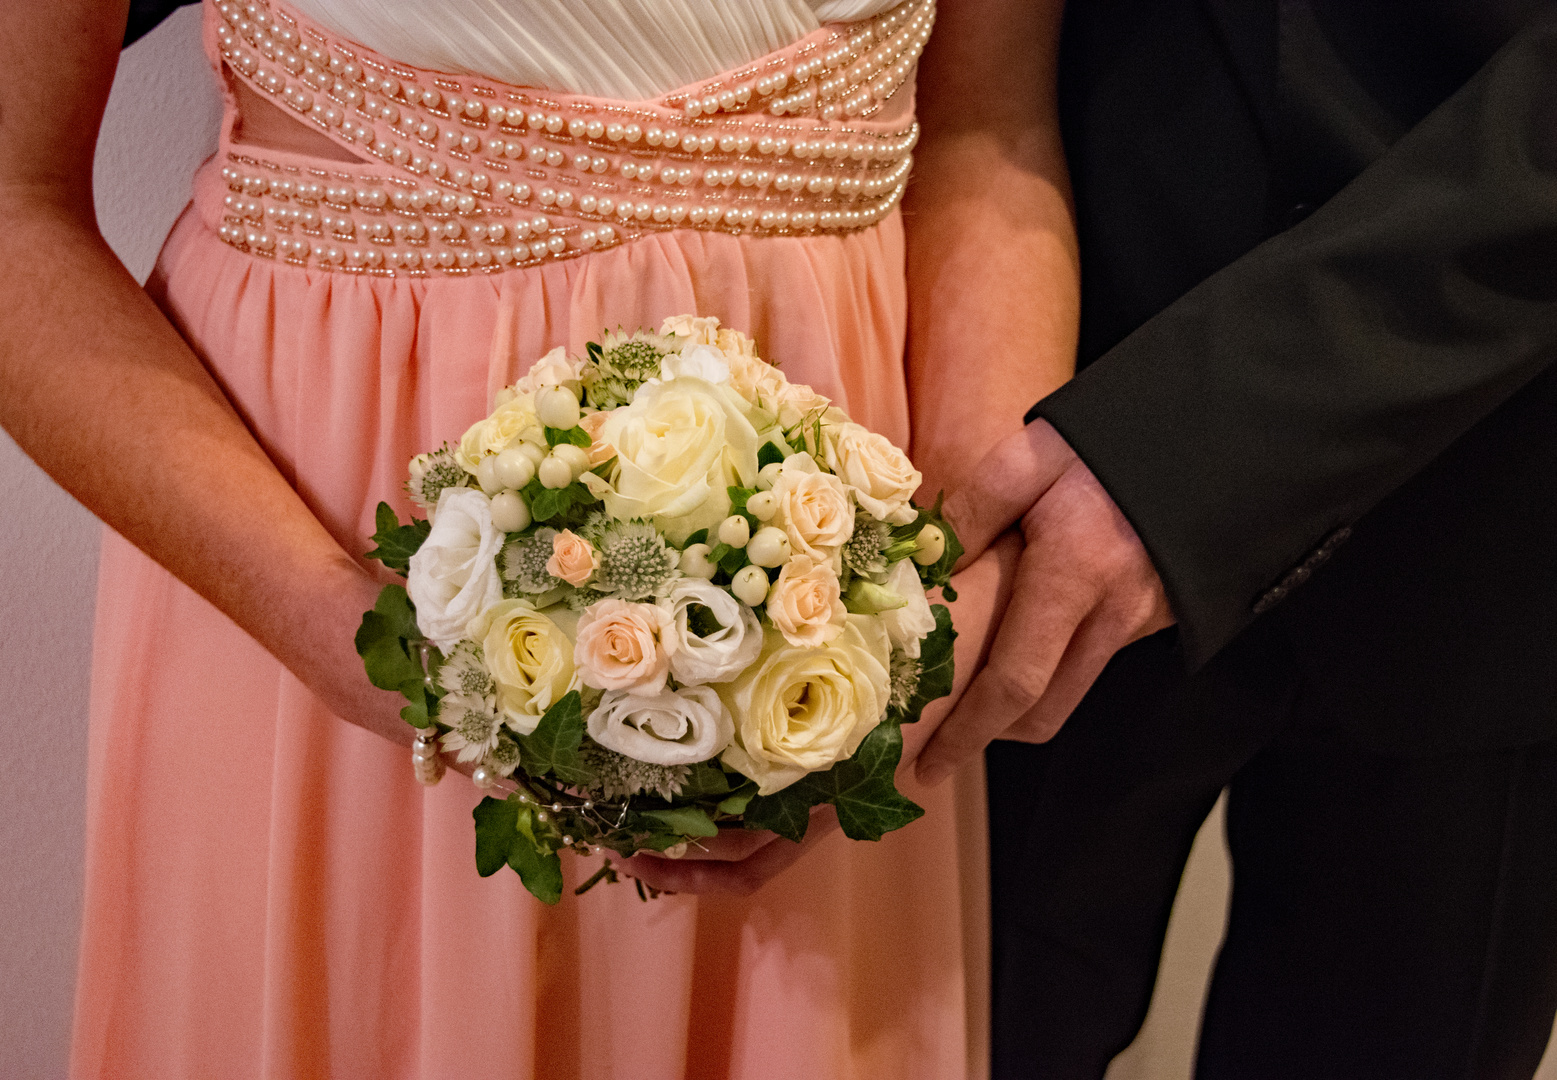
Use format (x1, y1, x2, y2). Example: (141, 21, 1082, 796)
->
(72, 1, 988, 1077)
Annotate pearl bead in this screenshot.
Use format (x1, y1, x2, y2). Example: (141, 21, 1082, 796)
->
(471, 765, 497, 789)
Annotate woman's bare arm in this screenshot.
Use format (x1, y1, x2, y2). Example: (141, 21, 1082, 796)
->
(904, 0, 1077, 498)
(0, 2, 408, 746)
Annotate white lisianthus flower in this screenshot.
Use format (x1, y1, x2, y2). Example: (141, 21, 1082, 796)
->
(718, 617, 891, 794)
(660, 342, 732, 385)
(659, 577, 763, 685)
(574, 598, 677, 693)
(770, 452, 854, 566)
(579, 376, 760, 543)
(660, 313, 721, 344)
(465, 599, 578, 734)
(879, 556, 936, 659)
(407, 487, 505, 649)
(513, 346, 587, 395)
(822, 422, 923, 525)
(455, 391, 546, 473)
(587, 684, 735, 766)
(766, 554, 848, 647)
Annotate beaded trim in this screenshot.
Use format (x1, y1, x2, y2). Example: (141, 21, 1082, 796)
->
(209, 0, 933, 276)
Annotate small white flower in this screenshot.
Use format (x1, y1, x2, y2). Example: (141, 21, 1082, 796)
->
(438, 690, 503, 764)
(587, 684, 735, 766)
(659, 577, 763, 685)
(879, 556, 936, 659)
(407, 487, 505, 650)
(659, 343, 732, 386)
(513, 346, 587, 395)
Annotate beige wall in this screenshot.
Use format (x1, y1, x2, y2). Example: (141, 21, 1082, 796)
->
(1, 9, 1551, 1079)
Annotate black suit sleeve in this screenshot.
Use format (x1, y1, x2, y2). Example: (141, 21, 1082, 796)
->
(1032, 12, 1557, 668)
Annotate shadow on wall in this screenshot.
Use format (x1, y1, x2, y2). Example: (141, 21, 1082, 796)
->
(0, 7, 221, 1077)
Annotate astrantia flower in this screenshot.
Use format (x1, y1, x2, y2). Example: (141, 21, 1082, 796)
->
(437, 639, 496, 700)
(407, 444, 470, 516)
(889, 648, 921, 713)
(501, 528, 560, 595)
(583, 330, 676, 409)
(486, 733, 522, 777)
(578, 739, 691, 801)
(438, 691, 503, 763)
(586, 519, 679, 600)
(843, 514, 892, 578)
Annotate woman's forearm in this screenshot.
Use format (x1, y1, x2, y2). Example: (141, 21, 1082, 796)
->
(904, 0, 1077, 498)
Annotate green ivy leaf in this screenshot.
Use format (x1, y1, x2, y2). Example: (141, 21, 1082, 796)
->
(675, 759, 735, 800)
(743, 722, 924, 842)
(757, 441, 788, 470)
(365, 502, 431, 576)
(473, 795, 519, 877)
(637, 832, 692, 852)
(515, 691, 592, 785)
(717, 783, 758, 816)
(508, 804, 564, 904)
(900, 604, 956, 724)
(642, 806, 719, 838)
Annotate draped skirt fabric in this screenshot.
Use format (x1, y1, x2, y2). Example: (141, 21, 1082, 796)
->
(70, 116, 987, 1080)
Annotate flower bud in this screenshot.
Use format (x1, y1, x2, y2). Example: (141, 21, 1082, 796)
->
(475, 454, 504, 494)
(536, 385, 581, 429)
(746, 526, 791, 568)
(745, 490, 778, 521)
(489, 490, 532, 532)
(912, 523, 946, 565)
(551, 442, 591, 478)
(538, 454, 573, 489)
(679, 542, 718, 580)
(718, 514, 751, 548)
(843, 578, 907, 614)
(731, 564, 771, 606)
(493, 447, 536, 490)
(756, 461, 784, 490)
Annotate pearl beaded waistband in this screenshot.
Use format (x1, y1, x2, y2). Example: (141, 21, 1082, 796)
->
(208, 0, 933, 276)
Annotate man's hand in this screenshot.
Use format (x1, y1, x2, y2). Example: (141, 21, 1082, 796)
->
(915, 421, 1174, 784)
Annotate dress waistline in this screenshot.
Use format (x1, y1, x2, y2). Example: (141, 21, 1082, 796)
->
(207, 0, 933, 277)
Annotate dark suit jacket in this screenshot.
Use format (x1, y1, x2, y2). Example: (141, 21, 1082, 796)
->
(1035, 0, 1557, 752)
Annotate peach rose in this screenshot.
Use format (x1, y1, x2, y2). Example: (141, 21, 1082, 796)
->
(771, 454, 855, 565)
(576, 410, 617, 467)
(766, 554, 847, 647)
(573, 598, 677, 692)
(822, 421, 923, 525)
(546, 529, 599, 587)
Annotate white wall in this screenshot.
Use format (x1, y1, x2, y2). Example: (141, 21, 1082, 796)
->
(0, 9, 221, 1077)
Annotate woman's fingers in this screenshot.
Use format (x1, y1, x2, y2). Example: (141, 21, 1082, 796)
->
(622, 809, 841, 895)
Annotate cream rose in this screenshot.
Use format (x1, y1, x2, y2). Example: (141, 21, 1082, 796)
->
(823, 422, 922, 525)
(574, 598, 677, 692)
(514, 346, 587, 395)
(455, 391, 545, 473)
(406, 487, 505, 649)
(579, 377, 759, 543)
(587, 684, 735, 766)
(659, 577, 764, 685)
(770, 452, 855, 565)
(465, 599, 577, 735)
(661, 314, 721, 344)
(879, 556, 937, 659)
(767, 554, 847, 647)
(718, 617, 892, 794)
(546, 529, 599, 587)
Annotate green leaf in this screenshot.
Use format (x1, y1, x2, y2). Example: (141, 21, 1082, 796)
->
(545, 425, 593, 448)
(757, 441, 787, 470)
(472, 795, 520, 877)
(676, 759, 735, 800)
(529, 485, 573, 522)
(515, 691, 592, 785)
(743, 723, 924, 842)
(400, 694, 432, 729)
(900, 604, 956, 723)
(682, 528, 709, 549)
(355, 585, 440, 710)
(637, 833, 691, 852)
(708, 541, 733, 565)
(717, 783, 758, 816)
(365, 502, 432, 575)
(718, 544, 750, 576)
(508, 804, 564, 904)
(642, 806, 719, 838)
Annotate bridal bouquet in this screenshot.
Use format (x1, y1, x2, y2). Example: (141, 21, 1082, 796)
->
(356, 316, 959, 904)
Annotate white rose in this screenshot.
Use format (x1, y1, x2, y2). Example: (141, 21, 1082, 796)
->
(766, 554, 847, 647)
(879, 556, 936, 659)
(406, 487, 505, 649)
(717, 617, 891, 795)
(465, 599, 578, 734)
(822, 422, 922, 525)
(771, 452, 854, 565)
(587, 684, 734, 766)
(513, 346, 587, 395)
(455, 391, 546, 473)
(659, 577, 763, 685)
(660, 343, 732, 385)
(579, 377, 760, 543)
(660, 314, 721, 344)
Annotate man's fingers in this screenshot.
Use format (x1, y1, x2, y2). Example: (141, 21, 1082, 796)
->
(915, 543, 1095, 785)
(942, 420, 1074, 567)
(997, 609, 1125, 744)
